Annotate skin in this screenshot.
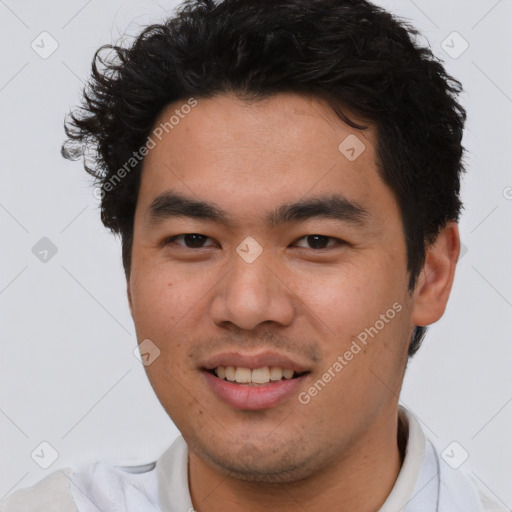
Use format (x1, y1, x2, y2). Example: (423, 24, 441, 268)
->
(127, 92, 460, 512)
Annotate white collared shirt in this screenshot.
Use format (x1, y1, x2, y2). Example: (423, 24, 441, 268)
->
(1, 406, 506, 511)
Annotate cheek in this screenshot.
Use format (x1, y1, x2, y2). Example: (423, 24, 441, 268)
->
(288, 260, 386, 335)
(130, 272, 173, 334)
(129, 255, 202, 334)
(291, 254, 409, 368)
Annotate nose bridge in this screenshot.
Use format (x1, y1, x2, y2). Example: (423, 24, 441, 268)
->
(211, 246, 294, 330)
(230, 252, 271, 296)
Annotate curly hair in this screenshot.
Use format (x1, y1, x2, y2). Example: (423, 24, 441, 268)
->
(61, 0, 467, 357)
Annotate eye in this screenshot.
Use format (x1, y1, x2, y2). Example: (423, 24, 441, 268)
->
(293, 235, 345, 250)
(164, 233, 216, 249)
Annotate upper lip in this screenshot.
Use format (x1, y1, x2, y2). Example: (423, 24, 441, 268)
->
(201, 351, 312, 373)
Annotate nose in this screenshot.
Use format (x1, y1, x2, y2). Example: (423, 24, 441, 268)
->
(210, 252, 295, 331)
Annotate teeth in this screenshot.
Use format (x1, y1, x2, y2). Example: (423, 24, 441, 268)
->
(251, 367, 270, 384)
(225, 366, 236, 381)
(269, 366, 283, 381)
(213, 366, 297, 384)
(282, 368, 294, 379)
(234, 367, 251, 383)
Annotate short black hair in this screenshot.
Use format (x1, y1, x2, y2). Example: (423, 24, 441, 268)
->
(61, 0, 467, 357)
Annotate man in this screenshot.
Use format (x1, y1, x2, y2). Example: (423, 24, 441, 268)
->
(1, 0, 505, 511)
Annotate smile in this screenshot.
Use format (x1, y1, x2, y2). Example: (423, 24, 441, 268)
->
(209, 365, 307, 385)
(203, 367, 310, 410)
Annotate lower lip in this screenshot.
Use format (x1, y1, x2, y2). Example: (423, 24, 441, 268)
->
(202, 370, 308, 410)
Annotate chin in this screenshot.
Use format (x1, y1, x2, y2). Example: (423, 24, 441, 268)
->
(197, 440, 324, 484)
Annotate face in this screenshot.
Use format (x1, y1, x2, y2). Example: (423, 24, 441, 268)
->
(128, 92, 423, 482)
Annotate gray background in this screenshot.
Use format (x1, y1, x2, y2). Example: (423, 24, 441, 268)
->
(0, 0, 511, 507)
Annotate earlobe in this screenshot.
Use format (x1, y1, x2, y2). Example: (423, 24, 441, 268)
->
(410, 221, 460, 327)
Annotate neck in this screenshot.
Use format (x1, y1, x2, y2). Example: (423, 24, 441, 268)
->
(188, 406, 406, 512)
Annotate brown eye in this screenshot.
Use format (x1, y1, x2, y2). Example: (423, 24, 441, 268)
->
(165, 234, 214, 248)
(294, 235, 344, 249)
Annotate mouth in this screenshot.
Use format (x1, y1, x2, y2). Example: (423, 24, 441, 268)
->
(200, 352, 312, 410)
(205, 366, 310, 385)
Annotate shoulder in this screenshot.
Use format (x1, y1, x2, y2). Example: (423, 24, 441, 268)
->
(399, 406, 507, 512)
(467, 474, 509, 512)
(0, 468, 77, 512)
(0, 459, 160, 512)
(70, 459, 160, 511)
(430, 440, 507, 512)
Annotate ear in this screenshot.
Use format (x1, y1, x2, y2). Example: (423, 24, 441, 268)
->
(410, 221, 460, 327)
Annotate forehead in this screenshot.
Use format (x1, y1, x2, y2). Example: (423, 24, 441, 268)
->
(137, 92, 395, 227)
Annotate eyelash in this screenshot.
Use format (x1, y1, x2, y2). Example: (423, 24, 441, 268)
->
(163, 234, 346, 250)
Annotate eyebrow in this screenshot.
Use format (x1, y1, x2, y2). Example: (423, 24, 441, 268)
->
(145, 191, 369, 229)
